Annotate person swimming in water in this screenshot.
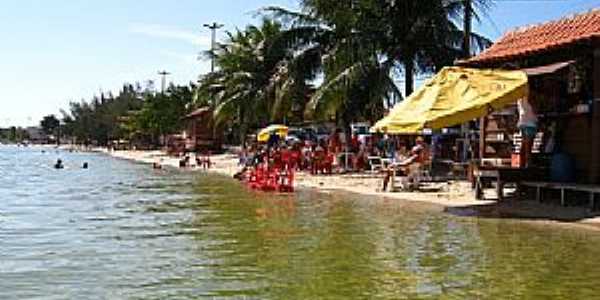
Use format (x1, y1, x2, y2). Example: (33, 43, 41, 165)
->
(54, 159, 64, 169)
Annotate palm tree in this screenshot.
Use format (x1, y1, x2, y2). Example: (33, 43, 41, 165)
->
(195, 19, 312, 141)
(391, 0, 493, 95)
(264, 3, 401, 128)
(265, 0, 493, 115)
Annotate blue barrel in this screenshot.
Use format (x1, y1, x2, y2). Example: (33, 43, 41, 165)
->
(550, 152, 576, 182)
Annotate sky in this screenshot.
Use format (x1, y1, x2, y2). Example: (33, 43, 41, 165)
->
(0, 0, 598, 128)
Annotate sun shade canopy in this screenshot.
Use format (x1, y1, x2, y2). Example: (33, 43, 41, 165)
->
(257, 125, 289, 142)
(371, 67, 529, 134)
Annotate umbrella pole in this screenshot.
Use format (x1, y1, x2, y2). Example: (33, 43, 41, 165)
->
(461, 123, 470, 162)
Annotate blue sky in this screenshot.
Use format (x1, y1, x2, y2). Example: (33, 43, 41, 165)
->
(1, 0, 598, 127)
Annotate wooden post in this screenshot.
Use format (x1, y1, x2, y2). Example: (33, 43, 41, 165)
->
(591, 47, 600, 184)
(479, 116, 486, 160)
(497, 179, 504, 202)
(192, 119, 198, 151)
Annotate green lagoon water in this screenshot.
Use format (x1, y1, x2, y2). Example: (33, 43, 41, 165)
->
(1, 145, 600, 299)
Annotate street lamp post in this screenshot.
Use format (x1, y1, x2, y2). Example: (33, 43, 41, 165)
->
(203, 22, 223, 73)
(158, 70, 171, 94)
(203, 22, 223, 150)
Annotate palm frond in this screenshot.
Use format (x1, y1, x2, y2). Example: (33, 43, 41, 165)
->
(260, 6, 321, 27)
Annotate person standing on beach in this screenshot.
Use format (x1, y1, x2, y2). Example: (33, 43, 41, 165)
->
(267, 131, 280, 149)
(517, 98, 538, 168)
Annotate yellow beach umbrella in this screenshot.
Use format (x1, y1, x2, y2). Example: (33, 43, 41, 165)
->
(371, 67, 529, 134)
(257, 125, 289, 142)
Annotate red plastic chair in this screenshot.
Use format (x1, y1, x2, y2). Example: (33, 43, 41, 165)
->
(322, 153, 334, 175)
(278, 169, 295, 192)
(263, 167, 279, 191)
(281, 150, 292, 170)
(290, 151, 301, 170)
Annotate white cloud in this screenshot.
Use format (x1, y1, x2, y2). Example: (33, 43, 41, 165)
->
(128, 23, 211, 47)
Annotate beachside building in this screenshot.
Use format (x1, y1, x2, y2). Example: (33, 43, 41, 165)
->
(370, 9, 600, 205)
(25, 126, 47, 144)
(182, 107, 222, 152)
(458, 9, 600, 184)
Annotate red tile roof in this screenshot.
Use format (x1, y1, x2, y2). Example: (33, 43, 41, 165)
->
(462, 9, 600, 65)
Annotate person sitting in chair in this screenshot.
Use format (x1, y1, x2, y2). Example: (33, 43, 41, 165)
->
(381, 137, 429, 191)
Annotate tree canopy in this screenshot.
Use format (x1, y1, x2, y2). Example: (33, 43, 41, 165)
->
(40, 115, 60, 136)
(194, 0, 493, 140)
(59, 82, 193, 146)
(43, 0, 493, 146)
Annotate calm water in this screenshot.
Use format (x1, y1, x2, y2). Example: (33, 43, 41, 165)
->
(2, 146, 600, 299)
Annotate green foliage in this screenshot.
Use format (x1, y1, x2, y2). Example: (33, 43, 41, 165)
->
(61, 84, 144, 145)
(195, 19, 311, 141)
(0, 126, 29, 143)
(40, 114, 60, 136)
(44, 1, 494, 146)
(264, 0, 492, 124)
(52, 81, 194, 146)
(132, 84, 194, 144)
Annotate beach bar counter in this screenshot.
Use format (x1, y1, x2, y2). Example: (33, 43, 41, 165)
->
(371, 9, 600, 207)
(458, 9, 600, 207)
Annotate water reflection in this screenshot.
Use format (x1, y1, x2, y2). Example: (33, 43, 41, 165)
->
(2, 146, 600, 299)
(190, 175, 600, 299)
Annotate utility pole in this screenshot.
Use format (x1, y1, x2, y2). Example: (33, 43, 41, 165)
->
(158, 70, 171, 94)
(204, 22, 223, 73)
(203, 22, 223, 149)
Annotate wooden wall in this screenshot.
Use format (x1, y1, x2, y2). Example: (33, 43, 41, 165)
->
(591, 46, 600, 184)
(562, 115, 593, 182)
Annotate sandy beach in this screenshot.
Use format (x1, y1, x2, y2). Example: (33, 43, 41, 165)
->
(88, 147, 600, 231)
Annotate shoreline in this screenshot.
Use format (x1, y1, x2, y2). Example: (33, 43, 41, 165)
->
(88, 147, 600, 232)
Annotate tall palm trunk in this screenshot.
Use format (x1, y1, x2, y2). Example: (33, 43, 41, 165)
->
(463, 0, 472, 58)
(238, 105, 246, 146)
(461, 0, 474, 162)
(403, 57, 415, 97)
